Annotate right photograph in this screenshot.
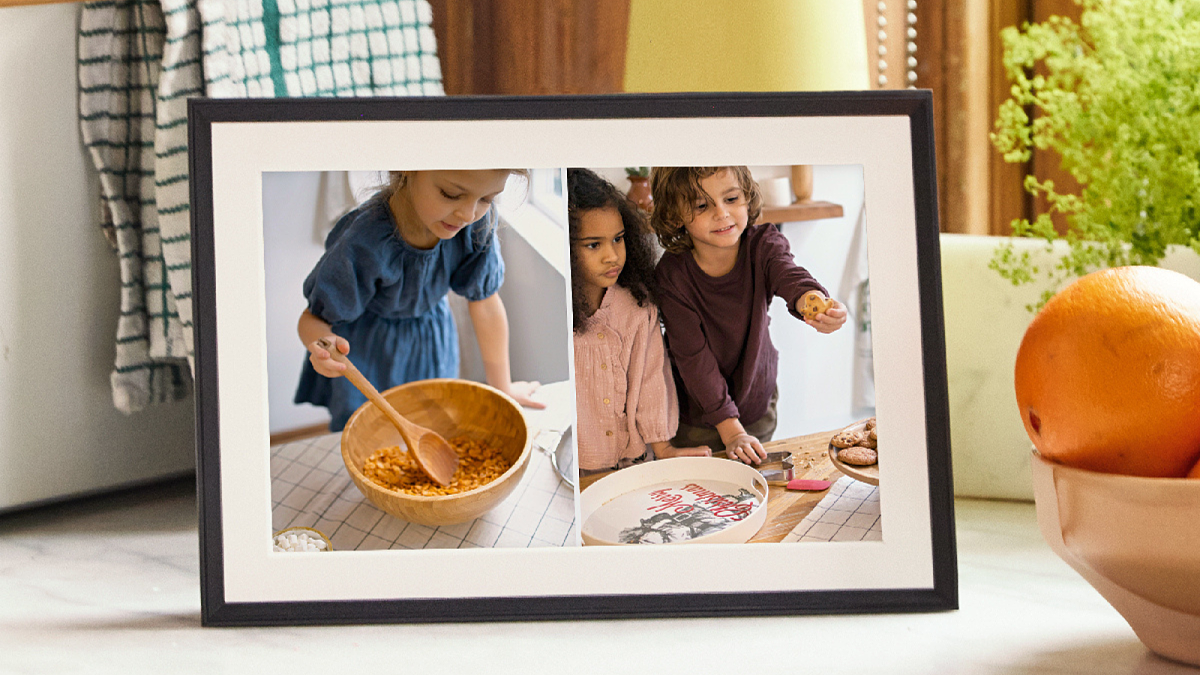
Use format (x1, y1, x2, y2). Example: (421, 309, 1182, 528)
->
(569, 164, 878, 546)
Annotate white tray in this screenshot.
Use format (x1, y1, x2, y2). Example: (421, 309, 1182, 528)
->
(579, 457, 769, 545)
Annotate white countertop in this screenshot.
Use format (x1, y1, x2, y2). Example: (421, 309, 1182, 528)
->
(2, 485, 1195, 674)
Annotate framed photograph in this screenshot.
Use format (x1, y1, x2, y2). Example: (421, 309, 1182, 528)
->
(189, 90, 955, 626)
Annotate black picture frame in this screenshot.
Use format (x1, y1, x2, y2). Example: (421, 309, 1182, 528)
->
(189, 90, 956, 627)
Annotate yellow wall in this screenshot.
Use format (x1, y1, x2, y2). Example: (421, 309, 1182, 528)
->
(625, 0, 870, 92)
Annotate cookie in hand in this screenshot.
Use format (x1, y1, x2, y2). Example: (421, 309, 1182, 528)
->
(800, 293, 834, 320)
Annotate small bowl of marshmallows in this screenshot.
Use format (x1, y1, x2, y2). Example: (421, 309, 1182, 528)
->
(272, 526, 332, 553)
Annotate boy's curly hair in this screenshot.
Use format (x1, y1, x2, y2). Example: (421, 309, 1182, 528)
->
(648, 166, 763, 254)
(567, 168, 658, 334)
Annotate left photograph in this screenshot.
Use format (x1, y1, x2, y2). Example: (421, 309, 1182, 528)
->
(262, 169, 578, 552)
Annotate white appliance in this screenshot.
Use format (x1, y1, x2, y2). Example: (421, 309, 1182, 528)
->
(0, 5, 194, 511)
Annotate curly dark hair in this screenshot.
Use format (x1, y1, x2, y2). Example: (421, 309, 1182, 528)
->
(567, 168, 659, 334)
(648, 166, 763, 254)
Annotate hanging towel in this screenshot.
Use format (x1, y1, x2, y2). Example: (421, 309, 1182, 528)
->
(78, 0, 443, 412)
(199, 0, 444, 98)
(837, 206, 874, 414)
(79, 0, 193, 413)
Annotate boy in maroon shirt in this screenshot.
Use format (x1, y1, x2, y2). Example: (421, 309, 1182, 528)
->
(650, 167, 848, 463)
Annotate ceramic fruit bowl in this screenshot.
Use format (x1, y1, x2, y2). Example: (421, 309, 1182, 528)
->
(1030, 451, 1200, 666)
(341, 379, 531, 527)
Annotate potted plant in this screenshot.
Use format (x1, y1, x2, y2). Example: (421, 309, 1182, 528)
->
(625, 166, 653, 212)
(943, 0, 1200, 502)
(989, 0, 1200, 308)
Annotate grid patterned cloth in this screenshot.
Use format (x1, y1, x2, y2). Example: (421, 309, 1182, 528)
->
(200, 0, 444, 97)
(271, 432, 578, 550)
(78, 0, 193, 412)
(77, 0, 443, 412)
(781, 475, 882, 543)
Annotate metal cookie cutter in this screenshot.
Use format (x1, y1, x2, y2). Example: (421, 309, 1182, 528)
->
(717, 450, 797, 486)
(759, 454, 796, 486)
(716, 450, 792, 464)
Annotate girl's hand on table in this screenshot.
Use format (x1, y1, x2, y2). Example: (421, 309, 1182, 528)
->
(307, 336, 349, 378)
(655, 444, 712, 460)
(724, 433, 768, 465)
(506, 380, 546, 409)
(806, 298, 849, 334)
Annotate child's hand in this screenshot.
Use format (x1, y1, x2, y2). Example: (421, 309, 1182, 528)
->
(806, 298, 849, 334)
(655, 444, 712, 460)
(724, 433, 768, 465)
(506, 380, 546, 409)
(307, 336, 349, 378)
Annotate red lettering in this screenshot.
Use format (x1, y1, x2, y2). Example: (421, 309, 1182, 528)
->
(646, 489, 684, 512)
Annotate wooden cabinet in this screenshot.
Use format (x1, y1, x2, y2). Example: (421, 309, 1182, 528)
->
(427, 0, 630, 95)
(916, 0, 1083, 235)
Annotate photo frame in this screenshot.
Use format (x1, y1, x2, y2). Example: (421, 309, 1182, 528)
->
(189, 91, 955, 626)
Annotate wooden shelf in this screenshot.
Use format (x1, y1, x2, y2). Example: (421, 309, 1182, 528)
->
(761, 200, 844, 224)
(0, 0, 78, 7)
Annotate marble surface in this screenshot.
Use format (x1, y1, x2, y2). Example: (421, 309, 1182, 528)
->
(1, 483, 1196, 675)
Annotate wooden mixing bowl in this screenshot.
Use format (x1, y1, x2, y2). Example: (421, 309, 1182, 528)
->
(341, 379, 531, 527)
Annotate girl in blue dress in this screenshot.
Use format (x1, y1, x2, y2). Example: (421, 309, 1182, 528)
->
(295, 169, 545, 431)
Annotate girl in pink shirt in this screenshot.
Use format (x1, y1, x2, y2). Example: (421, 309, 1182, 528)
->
(568, 169, 711, 473)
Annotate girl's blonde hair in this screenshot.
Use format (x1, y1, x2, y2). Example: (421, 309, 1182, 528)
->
(373, 170, 529, 243)
(379, 169, 530, 202)
(648, 166, 763, 254)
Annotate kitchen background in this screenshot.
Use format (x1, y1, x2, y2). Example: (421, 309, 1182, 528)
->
(584, 165, 872, 443)
(0, 0, 989, 512)
(262, 170, 571, 436)
(0, 6, 195, 512)
(264, 167, 869, 442)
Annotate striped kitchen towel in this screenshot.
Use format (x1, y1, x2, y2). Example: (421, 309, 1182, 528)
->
(78, 0, 442, 413)
(78, 0, 193, 413)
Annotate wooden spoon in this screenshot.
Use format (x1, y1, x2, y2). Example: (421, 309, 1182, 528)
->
(314, 337, 458, 486)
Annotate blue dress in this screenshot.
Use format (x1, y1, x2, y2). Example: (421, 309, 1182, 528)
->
(294, 198, 505, 431)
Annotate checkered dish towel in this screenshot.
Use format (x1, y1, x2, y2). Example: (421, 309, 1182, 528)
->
(78, 0, 443, 413)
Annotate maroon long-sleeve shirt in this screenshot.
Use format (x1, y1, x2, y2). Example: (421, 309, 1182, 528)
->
(654, 224, 826, 429)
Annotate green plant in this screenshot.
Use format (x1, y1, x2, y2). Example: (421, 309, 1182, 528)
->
(625, 166, 650, 178)
(990, 0, 1200, 308)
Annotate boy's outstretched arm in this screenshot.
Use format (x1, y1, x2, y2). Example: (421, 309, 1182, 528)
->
(468, 293, 546, 409)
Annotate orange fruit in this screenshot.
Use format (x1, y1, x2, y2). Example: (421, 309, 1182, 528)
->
(1014, 266, 1200, 478)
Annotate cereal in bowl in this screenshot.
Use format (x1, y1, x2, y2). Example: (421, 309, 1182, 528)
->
(363, 437, 512, 496)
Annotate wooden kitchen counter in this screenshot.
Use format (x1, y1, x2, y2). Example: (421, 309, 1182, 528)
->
(578, 427, 861, 544)
(747, 429, 849, 542)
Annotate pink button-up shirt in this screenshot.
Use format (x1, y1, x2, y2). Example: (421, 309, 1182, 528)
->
(573, 285, 679, 471)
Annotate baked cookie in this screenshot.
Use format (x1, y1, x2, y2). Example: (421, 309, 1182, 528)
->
(864, 417, 877, 431)
(830, 430, 863, 448)
(858, 435, 878, 449)
(799, 293, 834, 320)
(838, 446, 878, 466)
